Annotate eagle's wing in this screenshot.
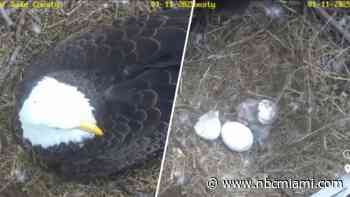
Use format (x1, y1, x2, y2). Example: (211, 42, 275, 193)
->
(84, 68, 179, 179)
(104, 67, 178, 133)
(21, 9, 189, 79)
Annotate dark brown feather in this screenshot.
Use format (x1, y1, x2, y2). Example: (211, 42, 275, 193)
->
(14, 9, 190, 181)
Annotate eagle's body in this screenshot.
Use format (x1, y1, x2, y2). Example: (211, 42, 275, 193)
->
(13, 9, 190, 181)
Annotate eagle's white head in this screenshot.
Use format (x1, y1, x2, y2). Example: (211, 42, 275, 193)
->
(19, 77, 103, 148)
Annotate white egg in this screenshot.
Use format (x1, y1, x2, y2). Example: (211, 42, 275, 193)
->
(257, 99, 277, 125)
(221, 121, 253, 152)
(194, 111, 221, 141)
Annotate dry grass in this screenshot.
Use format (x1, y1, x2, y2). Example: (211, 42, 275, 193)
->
(0, 1, 162, 196)
(159, 2, 350, 197)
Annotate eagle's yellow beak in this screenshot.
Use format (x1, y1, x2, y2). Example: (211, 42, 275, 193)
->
(78, 122, 103, 136)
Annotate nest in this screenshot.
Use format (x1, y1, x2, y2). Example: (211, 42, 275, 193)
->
(0, 1, 162, 196)
(159, 2, 350, 197)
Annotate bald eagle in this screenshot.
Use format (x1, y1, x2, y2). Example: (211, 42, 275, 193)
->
(13, 9, 190, 181)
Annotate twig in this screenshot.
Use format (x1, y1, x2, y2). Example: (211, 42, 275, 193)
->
(15, 10, 27, 41)
(8, 46, 21, 66)
(290, 116, 350, 145)
(0, 176, 14, 194)
(0, 102, 14, 111)
(227, 29, 265, 48)
(0, 8, 14, 27)
(276, 67, 304, 104)
(64, 0, 83, 16)
(314, 7, 350, 43)
(47, 4, 106, 29)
